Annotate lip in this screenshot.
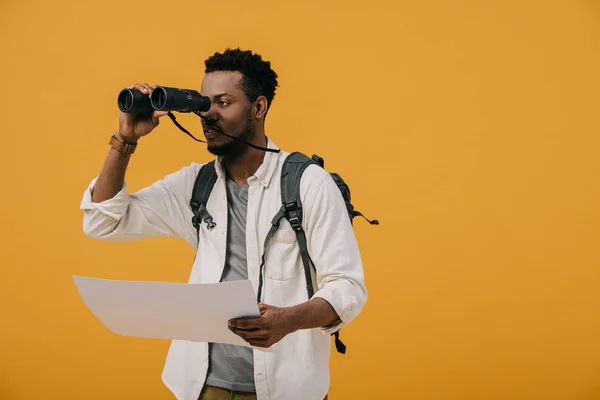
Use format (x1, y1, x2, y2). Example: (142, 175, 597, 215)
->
(204, 129, 220, 139)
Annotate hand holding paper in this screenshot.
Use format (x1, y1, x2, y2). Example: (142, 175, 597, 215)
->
(72, 276, 267, 349)
(228, 303, 298, 349)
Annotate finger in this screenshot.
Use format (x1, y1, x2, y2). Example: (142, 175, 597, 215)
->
(133, 83, 150, 96)
(151, 110, 168, 126)
(142, 82, 154, 96)
(230, 327, 269, 340)
(229, 327, 262, 341)
(229, 328, 249, 340)
(247, 339, 270, 348)
(152, 110, 169, 119)
(229, 317, 262, 330)
(231, 329, 259, 341)
(244, 330, 269, 340)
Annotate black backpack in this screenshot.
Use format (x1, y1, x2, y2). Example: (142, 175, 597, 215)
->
(189, 152, 378, 354)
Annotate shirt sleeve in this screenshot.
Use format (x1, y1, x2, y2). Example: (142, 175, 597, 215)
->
(301, 169, 368, 333)
(79, 163, 200, 249)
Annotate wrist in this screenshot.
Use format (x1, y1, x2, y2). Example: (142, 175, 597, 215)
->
(115, 132, 137, 145)
(110, 133, 137, 155)
(282, 307, 301, 334)
(284, 298, 341, 331)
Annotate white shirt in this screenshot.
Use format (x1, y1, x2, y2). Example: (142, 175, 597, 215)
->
(80, 138, 367, 400)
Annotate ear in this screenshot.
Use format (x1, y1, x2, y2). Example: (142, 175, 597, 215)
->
(254, 95, 269, 120)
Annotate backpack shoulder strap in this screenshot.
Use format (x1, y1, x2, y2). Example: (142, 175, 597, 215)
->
(256, 152, 317, 302)
(190, 161, 218, 237)
(280, 152, 316, 230)
(281, 152, 319, 301)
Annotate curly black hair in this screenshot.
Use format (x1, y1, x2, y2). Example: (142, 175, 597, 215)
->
(204, 48, 279, 116)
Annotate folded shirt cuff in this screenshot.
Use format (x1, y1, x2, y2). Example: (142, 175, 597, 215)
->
(312, 284, 355, 334)
(79, 177, 131, 220)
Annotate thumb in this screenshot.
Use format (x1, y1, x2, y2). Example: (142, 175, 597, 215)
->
(151, 110, 169, 126)
(152, 110, 170, 119)
(258, 303, 271, 314)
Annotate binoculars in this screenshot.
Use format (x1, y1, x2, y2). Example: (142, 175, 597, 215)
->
(117, 86, 212, 118)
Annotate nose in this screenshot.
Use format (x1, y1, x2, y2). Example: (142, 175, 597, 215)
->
(200, 99, 218, 120)
(199, 110, 219, 130)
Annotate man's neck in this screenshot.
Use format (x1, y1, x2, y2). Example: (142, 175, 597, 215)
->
(223, 135, 269, 186)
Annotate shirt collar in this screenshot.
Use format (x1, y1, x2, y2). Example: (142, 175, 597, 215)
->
(214, 137, 280, 188)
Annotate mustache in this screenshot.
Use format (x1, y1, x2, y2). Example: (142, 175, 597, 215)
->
(202, 121, 222, 133)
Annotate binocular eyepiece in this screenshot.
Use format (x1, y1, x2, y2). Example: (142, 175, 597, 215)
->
(117, 86, 211, 118)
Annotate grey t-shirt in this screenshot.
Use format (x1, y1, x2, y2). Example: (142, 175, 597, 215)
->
(205, 178, 255, 392)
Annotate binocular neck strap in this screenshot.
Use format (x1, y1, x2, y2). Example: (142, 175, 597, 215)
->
(167, 112, 207, 143)
(166, 111, 280, 154)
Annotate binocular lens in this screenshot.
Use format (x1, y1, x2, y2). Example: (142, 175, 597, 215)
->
(118, 89, 134, 112)
(150, 87, 168, 111)
(117, 88, 153, 117)
(150, 86, 211, 113)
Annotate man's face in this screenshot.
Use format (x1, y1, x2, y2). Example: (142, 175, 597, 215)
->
(200, 71, 254, 157)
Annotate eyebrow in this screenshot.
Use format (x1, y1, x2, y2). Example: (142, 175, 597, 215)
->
(212, 93, 232, 100)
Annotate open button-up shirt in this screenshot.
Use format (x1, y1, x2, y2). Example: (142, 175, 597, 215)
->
(80, 138, 367, 400)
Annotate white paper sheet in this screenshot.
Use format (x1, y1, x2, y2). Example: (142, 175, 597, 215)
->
(72, 276, 263, 349)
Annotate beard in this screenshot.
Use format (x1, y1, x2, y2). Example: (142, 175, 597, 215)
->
(206, 112, 254, 161)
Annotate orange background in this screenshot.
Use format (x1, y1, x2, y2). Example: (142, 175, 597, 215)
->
(1, 0, 599, 399)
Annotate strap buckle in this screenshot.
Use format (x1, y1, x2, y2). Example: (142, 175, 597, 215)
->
(204, 216, 216, 230)
(284, 201, 302, 230)
(191, 201, 200, 229)
(191, 202, 216, 230)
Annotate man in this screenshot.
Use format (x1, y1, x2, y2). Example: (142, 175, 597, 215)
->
(80, 48, 367, 400)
